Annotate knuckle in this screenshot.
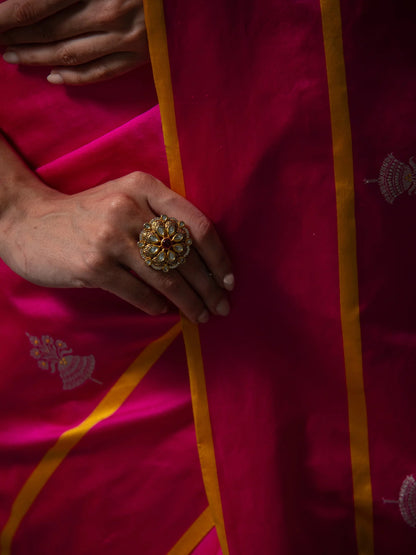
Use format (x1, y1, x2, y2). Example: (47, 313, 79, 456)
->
(192, 215, 214, 240)
(159, 275, 180, 296)
(59, 47, 79, 66)
(126, 171, 149, 191)
(13, 2, 37, 25)
(95, 222, 116, 247)
(128, 170, 143, 182)
(82, 251, 108, 278)
(105, 192, 135, 218)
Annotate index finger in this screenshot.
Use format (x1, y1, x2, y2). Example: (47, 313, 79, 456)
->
(0, 0, 76, 32)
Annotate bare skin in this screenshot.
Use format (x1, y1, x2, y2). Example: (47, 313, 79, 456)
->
(0, 135, 234, 323)
(0, 0, 148, 85)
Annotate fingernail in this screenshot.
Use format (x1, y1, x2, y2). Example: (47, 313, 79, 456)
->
(197, 309, 210, 324)
(215, 299, 230, 316)
(47, 72, 64, 85)
(223, 273, 235, 291)
(3, 50, 18, 63)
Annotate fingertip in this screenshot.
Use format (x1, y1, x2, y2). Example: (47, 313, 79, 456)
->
(143, 304, 169, 316)
(197, 309, 210, 324)
(223, 273, 235, 291)
(47, 72, 64, 85)
(215, 298, 230, 317)
(3, 50, 18, 63)
(153, 300, 171, 315)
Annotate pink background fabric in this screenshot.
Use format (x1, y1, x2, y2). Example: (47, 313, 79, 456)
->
(164, 0, 416, 553)
(163, 1, 352, 553)
(341, 1, 416, 552)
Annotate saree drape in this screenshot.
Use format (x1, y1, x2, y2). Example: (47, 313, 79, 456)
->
(2, 0, 416, 553)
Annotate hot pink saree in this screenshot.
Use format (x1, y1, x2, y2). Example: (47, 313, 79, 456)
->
(1, 1, 416, 553)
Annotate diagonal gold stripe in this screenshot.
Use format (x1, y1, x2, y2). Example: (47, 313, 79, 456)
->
(167, 507, 214, 555)
(0, 322, 181, 555)
(320, 2, 374, 554)
(143, 2, 230, 554)
(180, 317, 229, 555)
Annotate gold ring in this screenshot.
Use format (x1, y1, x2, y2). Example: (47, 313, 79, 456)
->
(138, 215, 192, 272)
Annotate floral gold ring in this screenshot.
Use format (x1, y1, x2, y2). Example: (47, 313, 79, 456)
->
(137, 215, 192, 272)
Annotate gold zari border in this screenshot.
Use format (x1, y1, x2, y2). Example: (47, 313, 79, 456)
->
(320, 1, 374, 553)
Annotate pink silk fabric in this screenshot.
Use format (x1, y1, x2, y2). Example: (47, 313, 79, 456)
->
(163, 0, 416, 553)
(1, 1, 416, 554)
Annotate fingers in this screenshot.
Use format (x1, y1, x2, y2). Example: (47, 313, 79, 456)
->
(188, 216, 235, 291)
(122, 173, 235, 322)
(178, 250, 230, 317)
(47, 52, 144, 85)
(97, 266, 169, 316)
(0, 0, 149, 87)
(0, 0, 143, 45)
(2, 28, 148, 86)
(118, 238, 231, 324)
(0, 0, 76, 32)
(0, 4, 96, 44)
(141, 178, 235, 292)
(71, 181, 226, 323)
(77, 173, 233, 323)
(2, 32, 126, 66)
(118, 240, 208, 324)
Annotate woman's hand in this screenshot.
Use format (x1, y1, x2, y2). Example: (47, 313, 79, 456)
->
(0, 0, 149, 85)
(0, 139, 234, 323)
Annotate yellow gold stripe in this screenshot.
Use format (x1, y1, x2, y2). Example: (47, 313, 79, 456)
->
(143, 3, 230, 553)
(181, 317, 229, 555)
(0, 322, 181, 555)
(142, 0, 186, 198)
(167, 507, 214, 555)
(320, 1, 374, 553)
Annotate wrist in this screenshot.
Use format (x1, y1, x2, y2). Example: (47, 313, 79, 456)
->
(0, 134, 62, 254)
